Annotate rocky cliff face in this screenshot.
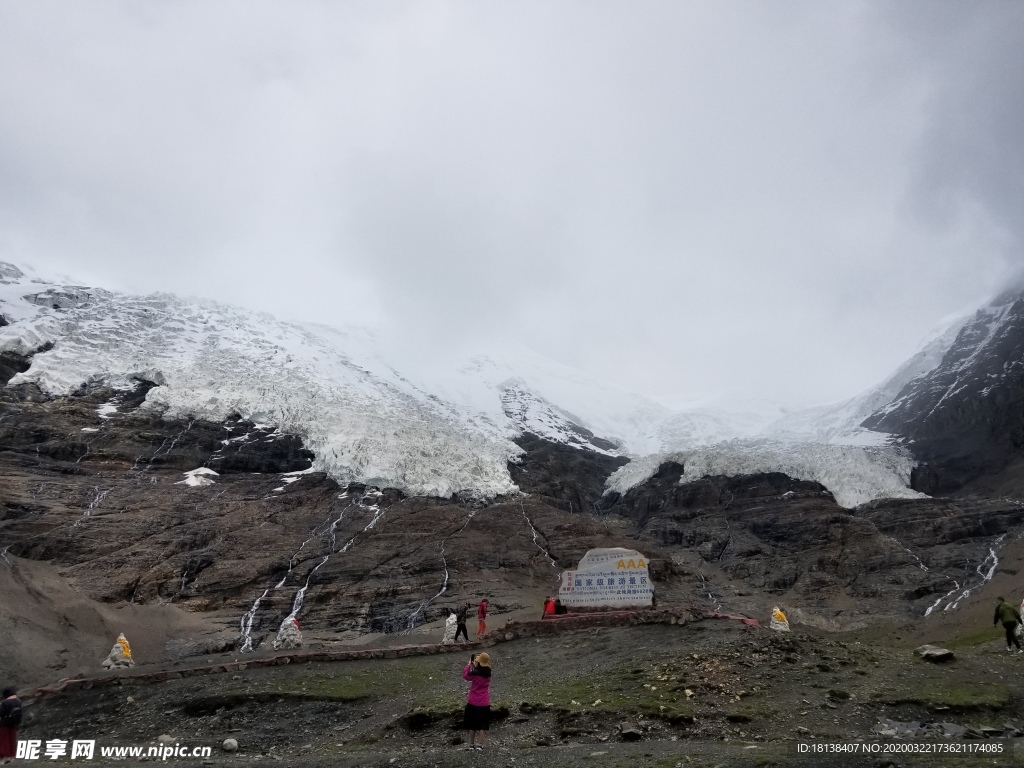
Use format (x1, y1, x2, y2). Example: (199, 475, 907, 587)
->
(864, 288, 1024, 492)
(508, 432, 628, 514)
(599, 466, 1024, 626)
(0, 379, 677, 683)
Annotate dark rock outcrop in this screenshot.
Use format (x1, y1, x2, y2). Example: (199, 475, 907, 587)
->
(600, 465, 1024, 621)
(0, 342, 53, 386)
(508, 432, 628, 514)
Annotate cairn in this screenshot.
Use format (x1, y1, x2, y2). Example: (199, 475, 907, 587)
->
(441, 612, 457, 644)
(272, 618, 303, 650)
(101, 633, 135, 669)
(770, 606, 791, 632)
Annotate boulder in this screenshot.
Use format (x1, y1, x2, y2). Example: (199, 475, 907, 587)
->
(914, 644, 955, 663)
(619, 724, 642, 742)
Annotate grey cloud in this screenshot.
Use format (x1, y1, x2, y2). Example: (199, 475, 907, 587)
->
(0, 1, 1019, 408)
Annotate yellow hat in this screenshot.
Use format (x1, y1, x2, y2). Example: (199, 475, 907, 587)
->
(475, 652, 490, 667)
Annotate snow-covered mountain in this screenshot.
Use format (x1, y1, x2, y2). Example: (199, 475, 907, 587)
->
(0, 260, 942, 506)
(763, 315, 970, 445)
(862, 285, 1024, 490)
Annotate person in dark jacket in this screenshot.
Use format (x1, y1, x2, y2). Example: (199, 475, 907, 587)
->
(454, 602, 470, 643)
(462, 652, 492, 750)
(0, 687, 21, 763)
(994, 597, 1023, 653)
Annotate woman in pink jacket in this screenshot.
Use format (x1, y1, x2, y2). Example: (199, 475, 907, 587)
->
(462, 652, 492, 750)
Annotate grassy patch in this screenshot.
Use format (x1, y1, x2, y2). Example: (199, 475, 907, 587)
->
(944, 627, 1004, 649)
(871, 681, 1011, 712)
(723, 701, 777, 723)
(262, 655, 460, 709)
(518, 664, 695, 723)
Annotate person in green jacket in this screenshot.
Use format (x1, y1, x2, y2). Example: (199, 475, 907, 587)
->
(994, 597, 1023, 653)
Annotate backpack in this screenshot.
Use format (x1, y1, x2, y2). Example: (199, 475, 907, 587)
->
(0, 698, 21, 727)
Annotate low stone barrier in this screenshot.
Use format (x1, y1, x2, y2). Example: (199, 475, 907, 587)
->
(493, 607, 700, 641)
(28, 606, 755, 701)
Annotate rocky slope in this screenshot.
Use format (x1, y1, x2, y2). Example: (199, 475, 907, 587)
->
(864, 287, 1024, 493)
(5, 364, 1024, 689)
(599, 465, 1024, 629)
(0, 374, 677, 685)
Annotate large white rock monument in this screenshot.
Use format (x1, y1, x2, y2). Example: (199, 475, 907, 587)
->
(557, 548, 654, 609)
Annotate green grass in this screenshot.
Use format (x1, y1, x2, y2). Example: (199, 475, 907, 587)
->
(262, 655, 460, 709)
(723, 701, 778, 723)
(516, 662, 696, 723)
(944, 626, 1004, 649)
(871, 681, 1011, 711)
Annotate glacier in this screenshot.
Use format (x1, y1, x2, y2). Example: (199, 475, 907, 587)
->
(0, 261, 947, 507)
(605, 439, 925, 509)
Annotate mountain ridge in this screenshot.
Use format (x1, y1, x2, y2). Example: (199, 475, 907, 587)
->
(0, 259, 994, 506)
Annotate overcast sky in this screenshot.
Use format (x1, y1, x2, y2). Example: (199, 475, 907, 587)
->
(0, 1, 1021, 409)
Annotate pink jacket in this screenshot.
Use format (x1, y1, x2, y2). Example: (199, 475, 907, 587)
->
(463, 663, 491, 706)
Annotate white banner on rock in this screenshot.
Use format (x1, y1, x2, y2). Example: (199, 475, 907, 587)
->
(558, 548, 653, 609)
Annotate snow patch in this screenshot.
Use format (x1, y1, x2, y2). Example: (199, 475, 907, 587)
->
(176, 467, 220, 487)
(605, 439, 924, 509)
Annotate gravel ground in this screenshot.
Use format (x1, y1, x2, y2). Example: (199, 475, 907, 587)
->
(18, 619, 1024, 766)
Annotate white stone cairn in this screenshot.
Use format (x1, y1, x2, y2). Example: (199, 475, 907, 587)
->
(769, 606, 791, 632)
(272, 618, 303, 650)
(441, 613, 457, 644)
(101, 633, 135, 669)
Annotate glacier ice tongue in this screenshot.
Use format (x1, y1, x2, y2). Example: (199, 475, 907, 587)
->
(605, 438, 924, 509)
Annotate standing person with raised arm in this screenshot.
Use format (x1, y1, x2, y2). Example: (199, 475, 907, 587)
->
(454, 602, 470, 643)
(461, 652, 492, 750)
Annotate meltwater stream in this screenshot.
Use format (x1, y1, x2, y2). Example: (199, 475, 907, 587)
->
(519, 500, 558, 568)
(923, 534, 1007, 616)
(404, 510, 477, 633)
(240, 490, 392, 651)
(239, 498, 353, 652)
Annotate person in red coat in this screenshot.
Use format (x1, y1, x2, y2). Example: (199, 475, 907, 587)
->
(0, 687, 21, 762)
(543, 596, 556, 618)
(475, 599, 488, 638)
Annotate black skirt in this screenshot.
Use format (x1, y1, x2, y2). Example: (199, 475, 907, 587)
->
(463, 704, 490, 730)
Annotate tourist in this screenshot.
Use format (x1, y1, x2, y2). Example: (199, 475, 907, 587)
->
(0, 687, 21, 764)
(455, 602, 470, 643)
(993, 597, 1023, 653)
(543, 596, 556, 618)
(476, 599, 488, 638)
(462, 652, 492, 750)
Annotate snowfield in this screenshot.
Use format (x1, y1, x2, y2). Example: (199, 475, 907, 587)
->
(605, 439, 925, 509)
(0, 261, 948, 506)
